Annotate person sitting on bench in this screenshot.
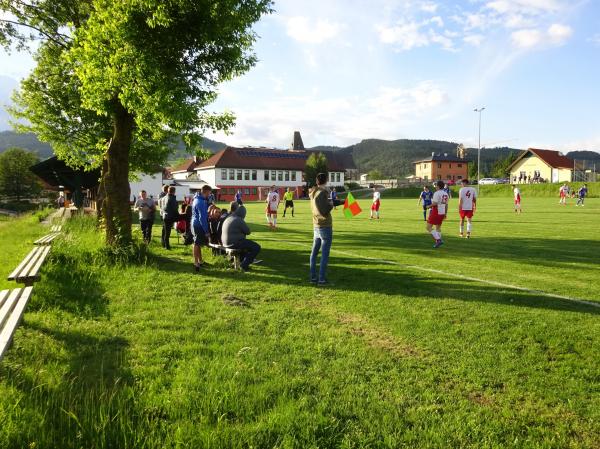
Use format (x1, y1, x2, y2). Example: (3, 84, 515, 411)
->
(221, 206, 261, 272)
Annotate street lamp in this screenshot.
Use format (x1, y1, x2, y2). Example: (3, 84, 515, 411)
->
(474, 107, 485, 194)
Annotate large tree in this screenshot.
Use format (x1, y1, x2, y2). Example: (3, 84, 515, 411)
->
(0, 147, 41, 201)
(305, 152, 328, 188)
(1, 0, 272, 245)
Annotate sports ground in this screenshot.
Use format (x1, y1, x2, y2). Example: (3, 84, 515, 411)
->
(0, 196, 599, 448)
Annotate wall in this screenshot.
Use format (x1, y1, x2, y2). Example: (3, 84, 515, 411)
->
(129, 172, 164, 201)
(510, 156, 552, 181)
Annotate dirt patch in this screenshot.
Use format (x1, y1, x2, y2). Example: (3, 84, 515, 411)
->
(222, 294, 251, 308)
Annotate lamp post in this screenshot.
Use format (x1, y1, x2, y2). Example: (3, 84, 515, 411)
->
(474, 107, 485, 194)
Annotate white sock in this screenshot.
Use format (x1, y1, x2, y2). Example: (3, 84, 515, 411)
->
(273, 218, 277, 227)
(266, 215, 271, 224)
(459, 224, 464, 234)
(466, 223, 472, 233)
(431, 230, 440, 240)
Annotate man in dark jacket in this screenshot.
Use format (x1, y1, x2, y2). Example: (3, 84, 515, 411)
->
(222, 206, 261, 271)
(161, 186, 179, 249)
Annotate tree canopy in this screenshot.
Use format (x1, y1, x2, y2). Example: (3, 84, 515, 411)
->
(0, 147, 41, 200)
(305, 152, 328, 187)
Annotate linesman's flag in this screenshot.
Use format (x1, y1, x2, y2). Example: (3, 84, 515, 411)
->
(343, 192, 362, 218)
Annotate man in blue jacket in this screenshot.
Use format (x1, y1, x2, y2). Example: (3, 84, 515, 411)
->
(191, 185, 212, 272)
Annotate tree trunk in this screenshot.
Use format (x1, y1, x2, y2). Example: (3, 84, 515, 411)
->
(103, 102, 134, 246)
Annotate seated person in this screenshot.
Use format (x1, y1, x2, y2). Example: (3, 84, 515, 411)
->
(221, 206, 261, 271)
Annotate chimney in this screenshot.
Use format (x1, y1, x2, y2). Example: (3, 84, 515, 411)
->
(193, 155, 200, 164)
(444, 153, 448, 157)
(292, 131, 305, 151)
(431, 152, 435, 157)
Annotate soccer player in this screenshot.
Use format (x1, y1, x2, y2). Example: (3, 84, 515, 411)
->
(331, 188, 338, 210)
(425, 180, 448, 248)
(235, 189, 243, 206)
(443, 183, 452, 213)
(283, 187, 295, 217)
(559, 183, 568, 205)
(370, 187, 381, 220)
(458, 179, 477, 238)
(513, 184, 522, 213)
(417, 186, 433, 221)
(576, 184, 588, 206)
(265, 185, 280, 230)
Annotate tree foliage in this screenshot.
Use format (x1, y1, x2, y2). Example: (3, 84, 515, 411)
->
(367, 169, 382, 180)
(305, 152, 328, 187)
(0, 147, 41, 200)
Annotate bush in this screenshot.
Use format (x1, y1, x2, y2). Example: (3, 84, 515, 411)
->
(345, 182, 360, 191)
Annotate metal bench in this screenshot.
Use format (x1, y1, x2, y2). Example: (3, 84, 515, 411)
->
(8, 246, 51, 286)
(208, 243, 243, 270)
(0, 287, 33, 360)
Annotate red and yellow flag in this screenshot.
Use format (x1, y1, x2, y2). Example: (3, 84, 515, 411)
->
(343, 192, 362, 218)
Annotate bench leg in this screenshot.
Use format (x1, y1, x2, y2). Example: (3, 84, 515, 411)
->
(234, 255, 241, 270)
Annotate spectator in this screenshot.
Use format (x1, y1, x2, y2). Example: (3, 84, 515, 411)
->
(57, 192, 65, 208)
(209, 201, 237, 246)
(309, 172, 342, 286)
(134, 190, 156, 244)
(208, 190, 216, 205)
(222, 205, 261, 272)
(160, 186, 178, 250)
(191, 185, 212, 271)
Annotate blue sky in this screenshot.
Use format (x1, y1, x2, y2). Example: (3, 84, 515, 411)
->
(1, 0, 600, 152)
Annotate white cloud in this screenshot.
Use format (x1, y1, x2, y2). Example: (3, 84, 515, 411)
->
(378, 22, 429, 51)
(429, 16, 444, 27)
(511, 28, 543, 48)
(463, 34, 484, 46)
(285, 16, 342, 44)
(486, 0, 563, 15)
(547, 23, 573, 45)
(421, 2, 438, 13)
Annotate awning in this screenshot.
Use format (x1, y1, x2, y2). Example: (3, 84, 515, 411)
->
(30, 157, 101, 191)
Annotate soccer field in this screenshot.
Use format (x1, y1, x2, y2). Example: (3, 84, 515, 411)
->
(0, 198, 598, 448)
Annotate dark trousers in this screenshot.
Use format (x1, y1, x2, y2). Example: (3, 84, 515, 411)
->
(140, 219, 153, 242)
(231, 239, 261, 269)
(162, 219, 175, 249)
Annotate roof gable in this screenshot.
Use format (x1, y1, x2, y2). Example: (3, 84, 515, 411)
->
(508, 148, 573, 171)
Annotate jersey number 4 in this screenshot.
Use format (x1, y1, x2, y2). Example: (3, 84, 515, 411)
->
(465, 191, 471, 198)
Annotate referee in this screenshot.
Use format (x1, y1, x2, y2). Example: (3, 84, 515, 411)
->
(283, 187, 295, 217)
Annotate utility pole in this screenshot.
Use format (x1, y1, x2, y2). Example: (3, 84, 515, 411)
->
(474, 107, 485, 194)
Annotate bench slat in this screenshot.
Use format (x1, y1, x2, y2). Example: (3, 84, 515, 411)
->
(0, 290, 9, 309)
(7, 248, 40, 281)
(0, 287, 33, 360)
(18, 246, 51, 282)
(0, 289, 19, 333)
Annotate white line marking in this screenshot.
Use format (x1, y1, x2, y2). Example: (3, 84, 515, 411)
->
(260, 237, 600, 309)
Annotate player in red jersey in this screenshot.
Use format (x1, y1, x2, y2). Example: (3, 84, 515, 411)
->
(265, 185, 280, 230)
(458, 179, 477, 238)
(513, 184, 522, 213)
(426, 180, 448, 248)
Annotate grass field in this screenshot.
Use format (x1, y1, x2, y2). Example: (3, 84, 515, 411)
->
(0, 198, 599, 448)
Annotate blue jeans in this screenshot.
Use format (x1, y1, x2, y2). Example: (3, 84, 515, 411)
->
(231, 239, 261, 269)
(310, 227, 333, 282)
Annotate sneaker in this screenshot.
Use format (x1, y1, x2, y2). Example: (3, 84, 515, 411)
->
(466, 234, 471, 239)
(318, 280, 333, 287)
(433, 240, 444, 248)
(251, 259, 263, 265)
(459, 233, 464, 238)
(310, 278, 318, 284)
(194, 264, 200, 273)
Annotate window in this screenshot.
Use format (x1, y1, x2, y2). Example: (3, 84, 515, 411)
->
(457, 175, 462, 180)
(449, 164, 452, 168)
(336, 173, 341, 183)
(458, 164, 462, 168)
(424, 163, 428, 169)
(438, 163, 442, 169)
(244, 170, 250, 181)
(252, 170, 257, 181)
(237, 169, 242, 180)
(437, 175, 442, 180)
(271, 170, 276, 181)
(291, 171, 297, 181)
(221, 169, 227, 180)
(229, 169, 235, 181)
(243, 188, 250, 195)
(277, 171, 283, 181)
(285, 171, 290, 181)
(329, 172, 334, 182)
(264, 170, 269, 181)
(251, 188, 258, 195)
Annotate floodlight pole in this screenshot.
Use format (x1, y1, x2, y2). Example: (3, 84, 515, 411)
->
(474, 107, 485, 194)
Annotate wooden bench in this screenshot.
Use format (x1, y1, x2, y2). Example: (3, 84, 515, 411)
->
(51, 225, 62, 233)
(8, 246, 51, 286)
(208, 243, 243, 269)
(0, 287, 33, 360)
(34, 224, 62, 246)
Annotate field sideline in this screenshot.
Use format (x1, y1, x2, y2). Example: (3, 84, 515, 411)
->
(0, 197, 598, 448)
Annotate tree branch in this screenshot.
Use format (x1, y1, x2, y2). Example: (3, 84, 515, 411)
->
(0, 18, 69, 49)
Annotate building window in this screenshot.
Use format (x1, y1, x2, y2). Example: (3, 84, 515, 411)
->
(424, 163, 428, 169)
(285, 171, 290, 181)
(271, 170, 276, 181)
(251, 188, 257, 195)
(291, 171, 297, 181)
(437, 175, 442, 180)
(221, 169, 227, 180)
(336, 173, 341, 183)
(449, 164, 452, 168)
(437, 163, 442, 169)
(243, 188, 250, 195)
(329, 172, 334, 182)
(457, 175, 462, 180)
(458, 164, 462, 168)
(237, 169, 242, 180)
(229, 169, 235, 180)
(244, 169, 250, 181)
(252, 170, 257, 181)
(264, 170, 269, 181)
(277, 170, 283, 181)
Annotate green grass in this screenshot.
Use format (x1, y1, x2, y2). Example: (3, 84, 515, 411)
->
(0, 198, 599, 448)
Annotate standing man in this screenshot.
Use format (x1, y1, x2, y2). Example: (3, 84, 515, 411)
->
(576, 184, 588, 206)
(370, 187, 381, 220)
(559, 183, 568, 205)
(309, 173, 341, 286)
(458, 179, 477, 238)
(158, 184, 169, 246)
(425, 180, 448, 248)
(134, 190, 156, 244)
(417, 186, 433, 221)
(513, 184, 522, 213)
(331, 188, 338, 210)
(235, 189, 243, 206)
(283, 187, 295, 217)
(265, 185, 280, 230)
(191, 185, 211, 271)
(160, 186, 179, 250)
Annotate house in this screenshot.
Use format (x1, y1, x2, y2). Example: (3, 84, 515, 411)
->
(129, 170, 167, 201)
(413, 153, 469, 182)
(507, 148, 573, 183)
(195, 145, 352, 201)
(170, 156, 205, 181)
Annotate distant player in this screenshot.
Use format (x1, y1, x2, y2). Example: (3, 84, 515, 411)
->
(426, 180, 448, 248)
(283, 187, 295, 217)
(443, 183, 452, 213)
(235, 189, 243, 206)
(559, 183, 568, 205)
(331, 188, 338, 210)
(513, 184, 522, 213)
(265, 186, 280, 230)
(576, 184, 588, 206)
(417, 186, 433, 221)
(458, 179, 477, 238)
(370, 187, 381, 219)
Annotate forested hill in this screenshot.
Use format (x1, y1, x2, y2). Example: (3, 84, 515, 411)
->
(0, 130, 227, 160)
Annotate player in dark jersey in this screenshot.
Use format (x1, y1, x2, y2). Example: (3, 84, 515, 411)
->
(417, 186, 433, 221)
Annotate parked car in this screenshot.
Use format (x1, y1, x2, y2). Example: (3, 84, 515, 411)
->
(478, 178, 500, 185)
(497, 178, 510, 184)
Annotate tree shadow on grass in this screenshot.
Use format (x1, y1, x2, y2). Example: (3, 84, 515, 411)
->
(153, 247, 600, 316)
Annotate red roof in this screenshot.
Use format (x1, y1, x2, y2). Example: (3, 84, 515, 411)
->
(170, 158, 204, 173)
(527, 148, 573, 169)
(196, 147, 352, 172)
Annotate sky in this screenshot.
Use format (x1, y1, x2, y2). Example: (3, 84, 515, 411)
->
(1, 0, 600, 151)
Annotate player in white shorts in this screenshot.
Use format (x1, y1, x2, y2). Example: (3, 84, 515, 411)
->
(265, 185, 280, 230)
(513, 185, 522, 213)
(458, 179, 477, 238)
